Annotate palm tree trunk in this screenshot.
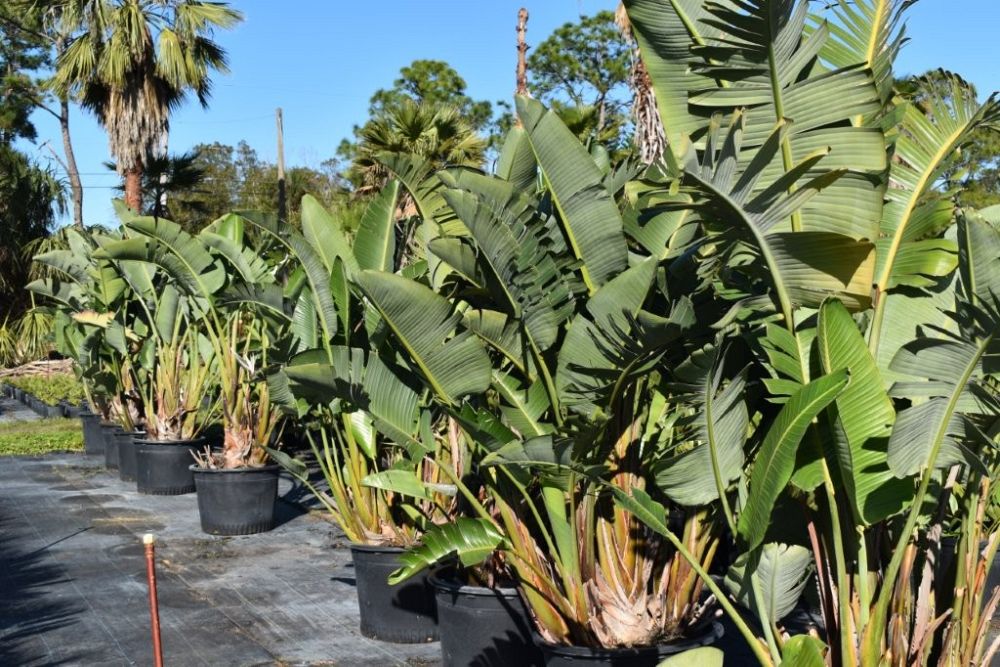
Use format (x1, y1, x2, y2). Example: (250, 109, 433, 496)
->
(124, 168, 143, 212)
(59, 99, 84, 228)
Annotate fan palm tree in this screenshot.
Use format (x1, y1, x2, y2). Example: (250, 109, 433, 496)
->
(349, 98, 487, 191)
(52, 0, 241, 212)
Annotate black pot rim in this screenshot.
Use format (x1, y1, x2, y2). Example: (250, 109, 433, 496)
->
(429, 567, 519, 596)
(533, 621, 723, 658)
(189, 463, 279, 474)
(349, 542, 406, 555)
(134, 437, 206, 447)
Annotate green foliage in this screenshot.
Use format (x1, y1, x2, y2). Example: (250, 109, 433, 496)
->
(528, 11, 630, 148)
(151, 141, 352, 231)
(52, 0, 242, 205)
(6, 373, 84, 406)
(368, 59, 493, 131)
(0, 418, 83, 456)
(900, 70, 1000, 209)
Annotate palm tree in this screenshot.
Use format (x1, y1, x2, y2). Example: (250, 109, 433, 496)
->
(52, 0, 241, 212)
(615, 2, 664, 165)
(349, 98, 487, 191)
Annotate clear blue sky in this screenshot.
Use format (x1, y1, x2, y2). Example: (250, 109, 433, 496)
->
(23, 0, 1000, 227)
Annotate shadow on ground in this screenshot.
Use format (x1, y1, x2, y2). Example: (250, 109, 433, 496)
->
(0, 512, 86, 665)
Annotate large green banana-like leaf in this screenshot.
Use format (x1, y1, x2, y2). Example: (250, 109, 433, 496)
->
(871, 75, 1000, 354)
(887, 330, 998, 476)
(199, 230, 274, 286)
(441, 188, 576, 352)
(239, 211, 339, 344)
(283, 347, 423, 451)
(555, 257, 658, 412)
(376, 152, 457, 287)
(685, 114, 873, 317)
(690, 0, 885, 241)
(388, 518, 505, 585)
(873, 273, 958, 386)
(780, 635, 827, 667)
(493, 372, 552, 439)
(738, 369, 849, 550)
(655, 350, 748, 506)
(461, 309, 530, 376)
(495, 125, 538, 192)
(219, 283, 290, 323)
(813, 0, 915, 106)
(376, 152, 450, 226)
(353, 179, 400, 272)
(361, 469, 436, 501)
(958, 211, 1000, 309)
(816, 299, 910, 524)
(301, 194, 360, 277)
(356, 271, 491, 405)
(32, 249, 90, 284)
(154, 283, 181, 343)
(289, 286, 318, 352)
(656, 648, 724, 667)
(515, 96, 628, 292)
(25, 278, 85, 311)
(725, 542, 814, 624)
(623, 0, 717, 158)
(99, 217, 226, 306)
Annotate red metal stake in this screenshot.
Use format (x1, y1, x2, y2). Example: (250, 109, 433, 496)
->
(143, 533, 164, 667)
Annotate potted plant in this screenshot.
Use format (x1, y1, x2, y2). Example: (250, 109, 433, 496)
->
(29, 228, 146, 461)
(347, 101, 757, 665)
(91, 215, 222, 494)
(611, 2, 1000, 664)
(100, 211, 294, 529)
(253, 192, 457, 643)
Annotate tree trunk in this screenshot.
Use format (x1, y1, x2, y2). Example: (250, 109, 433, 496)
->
(54, 36, 84, 228)
(124, 168, 143, 212)
(59, 99, 84, 228)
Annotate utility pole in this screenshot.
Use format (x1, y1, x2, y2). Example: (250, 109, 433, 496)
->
(276, 107, 287, 224)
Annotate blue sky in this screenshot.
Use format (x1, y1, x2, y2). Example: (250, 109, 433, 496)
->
(23, 0, 1000, 227)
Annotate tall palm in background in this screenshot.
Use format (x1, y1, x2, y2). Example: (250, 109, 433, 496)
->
(52, 0, 241, 212)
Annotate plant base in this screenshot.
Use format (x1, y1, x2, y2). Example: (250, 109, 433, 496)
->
(350, 544, 438, 643)
(534, 622, 724, 667)
(191, 464, 279, 535)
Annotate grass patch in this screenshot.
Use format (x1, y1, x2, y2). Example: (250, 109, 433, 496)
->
(0, 418, 84, 456)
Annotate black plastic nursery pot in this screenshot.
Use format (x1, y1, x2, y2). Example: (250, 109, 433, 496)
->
(101, 422, 120, 469)
(115, 431, 143, 483)
(80, 412, 104, 456)
(534, 622, 724, 667)
(191, 464, 279, 535)
(350, 544, 439, 643)
(431, 569, 542, 667)
(134, 438, 203, 495)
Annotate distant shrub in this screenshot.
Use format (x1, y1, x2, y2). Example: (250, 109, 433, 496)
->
(7, 373, 84, 406)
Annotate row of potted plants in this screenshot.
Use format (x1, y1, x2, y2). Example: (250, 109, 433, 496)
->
(27, 1, 1000, 665)
(2, 373, 85, 418)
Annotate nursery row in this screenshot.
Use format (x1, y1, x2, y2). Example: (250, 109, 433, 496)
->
(24, 2, 1000, 665)
(2, 375, 85, 418)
